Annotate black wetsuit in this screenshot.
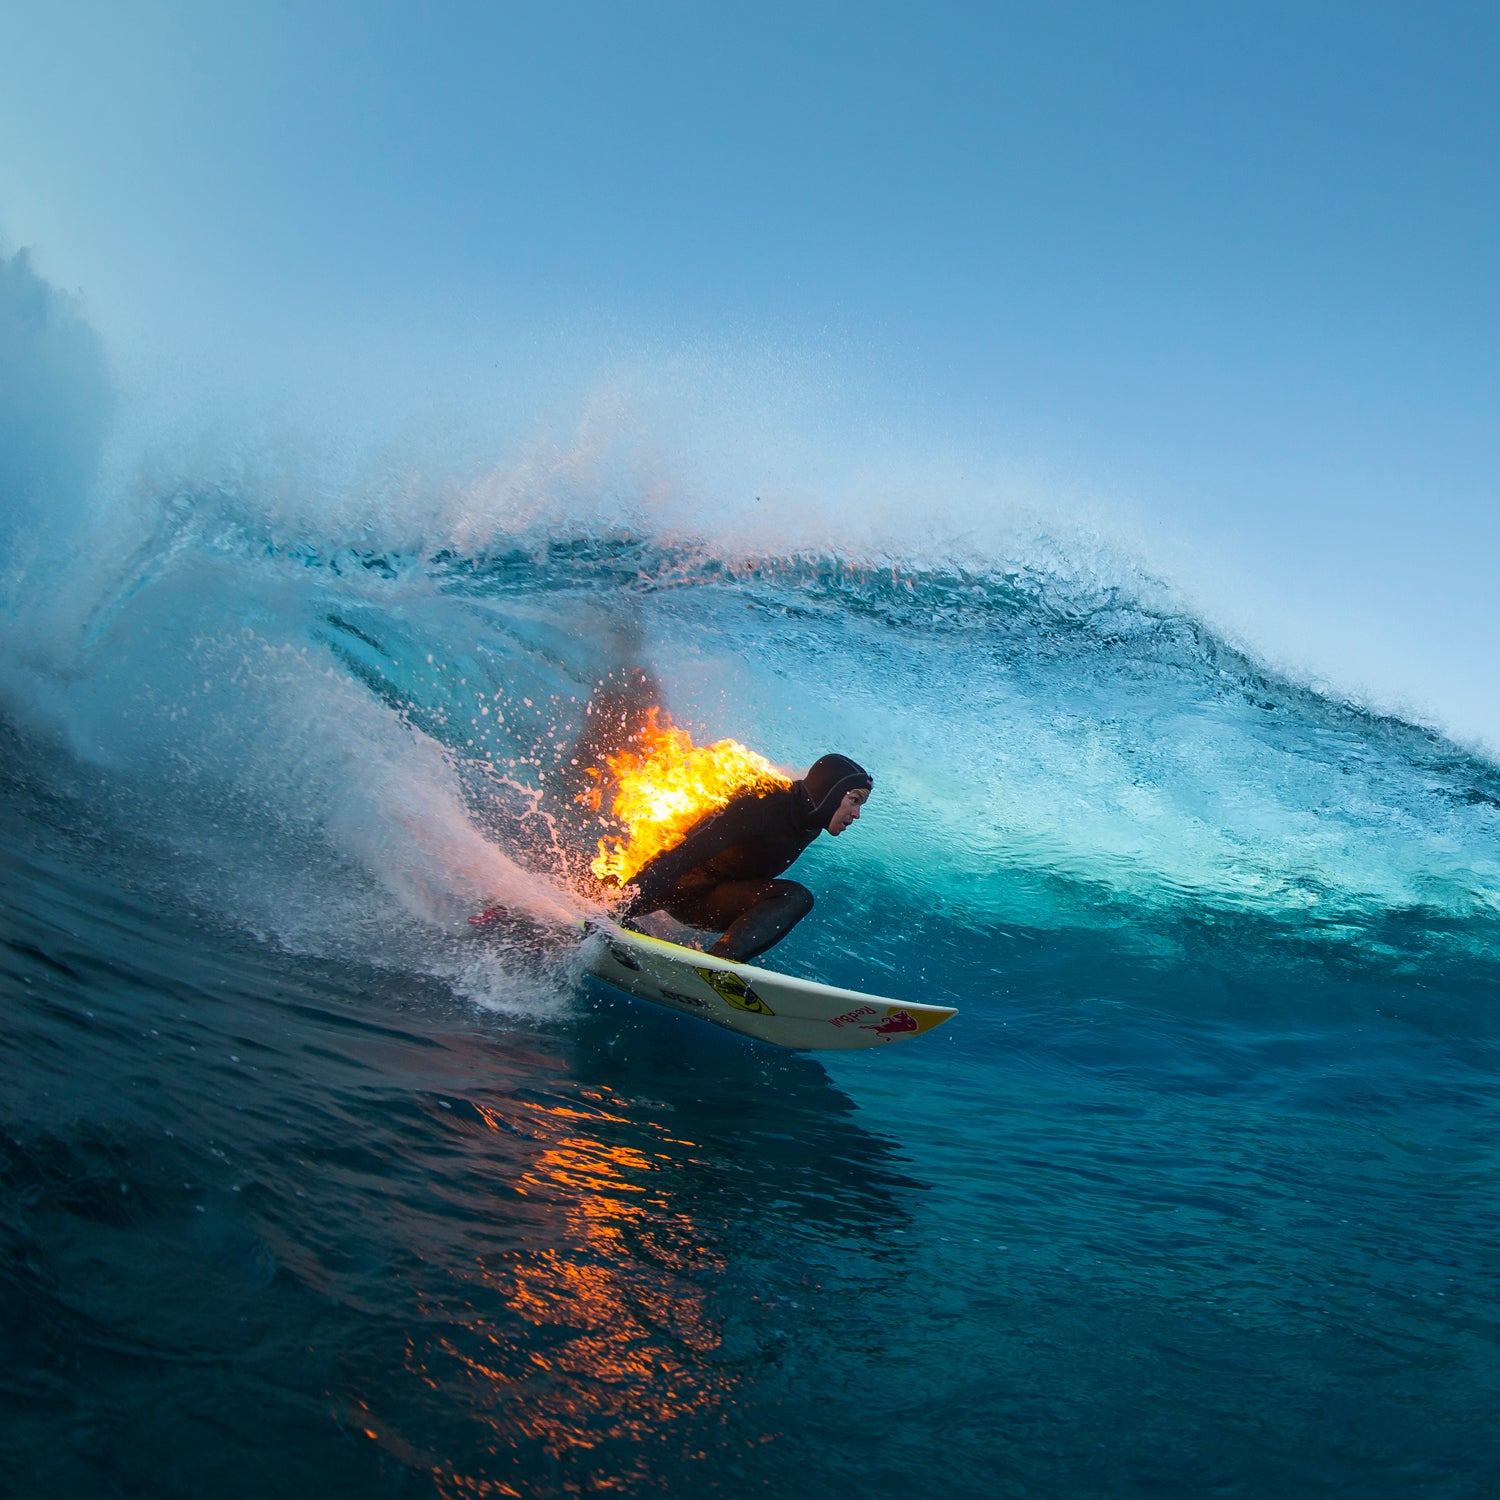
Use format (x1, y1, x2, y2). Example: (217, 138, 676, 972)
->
(617, 754, 873, 962)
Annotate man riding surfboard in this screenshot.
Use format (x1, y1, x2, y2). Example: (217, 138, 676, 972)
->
(615, 753, 873, 961)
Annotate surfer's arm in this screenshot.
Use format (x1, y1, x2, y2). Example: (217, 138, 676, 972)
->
(618, 796, 765, 917)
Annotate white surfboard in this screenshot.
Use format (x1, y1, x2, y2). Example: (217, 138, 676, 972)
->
(581, 921, 956, 1051)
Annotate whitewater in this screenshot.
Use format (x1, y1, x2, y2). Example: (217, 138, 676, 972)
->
(4, 250, 1500, 1498)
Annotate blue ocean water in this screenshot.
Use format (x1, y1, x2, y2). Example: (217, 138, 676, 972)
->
(4, 256, 1500, 1497)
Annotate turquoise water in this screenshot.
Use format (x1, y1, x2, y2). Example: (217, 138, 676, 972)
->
(4, 257, 1500, 1497)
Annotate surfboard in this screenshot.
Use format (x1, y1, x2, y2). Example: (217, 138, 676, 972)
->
(580, 921, 957, 1051)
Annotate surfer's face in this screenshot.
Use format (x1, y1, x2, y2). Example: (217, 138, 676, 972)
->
(827, 787, 869, 836)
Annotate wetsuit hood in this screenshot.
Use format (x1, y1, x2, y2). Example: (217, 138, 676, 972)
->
(798, 754, 874, 832)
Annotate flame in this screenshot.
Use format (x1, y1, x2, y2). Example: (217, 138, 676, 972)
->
(588, 708, 790, 886)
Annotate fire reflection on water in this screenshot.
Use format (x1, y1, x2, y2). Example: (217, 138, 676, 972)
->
(416, 1090, 747, 1495)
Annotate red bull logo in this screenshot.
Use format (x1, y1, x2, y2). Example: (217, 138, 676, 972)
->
(865, 1008, 919, 1036)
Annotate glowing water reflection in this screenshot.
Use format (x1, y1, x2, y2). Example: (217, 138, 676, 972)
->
(412, 1089, 747, 1495)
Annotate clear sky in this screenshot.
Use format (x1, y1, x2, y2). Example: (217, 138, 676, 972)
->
(3, 1, 1497, 749)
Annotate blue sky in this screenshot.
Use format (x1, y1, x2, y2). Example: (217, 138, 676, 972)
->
(3, 1, 1497, 747)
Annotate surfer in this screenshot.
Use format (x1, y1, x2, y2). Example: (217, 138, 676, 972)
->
(616, 753, 873, 961)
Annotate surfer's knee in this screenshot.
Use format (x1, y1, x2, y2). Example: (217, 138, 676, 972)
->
(773, 880, 814, 920)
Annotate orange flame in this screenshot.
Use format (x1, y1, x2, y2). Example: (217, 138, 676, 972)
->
(588, 708, 790, 886)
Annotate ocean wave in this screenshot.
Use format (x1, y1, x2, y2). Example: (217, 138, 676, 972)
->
(3, 252, 1497, 985)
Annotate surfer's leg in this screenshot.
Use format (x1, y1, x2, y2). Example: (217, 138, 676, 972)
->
(711, 883, 813, 960)
(665, 878, 814, 961)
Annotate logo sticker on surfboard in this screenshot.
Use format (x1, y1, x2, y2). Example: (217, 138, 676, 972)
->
(693, 967, 776, 1016)
(658, 988, 708, 1010)
(865, 1007, 920, 1035)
